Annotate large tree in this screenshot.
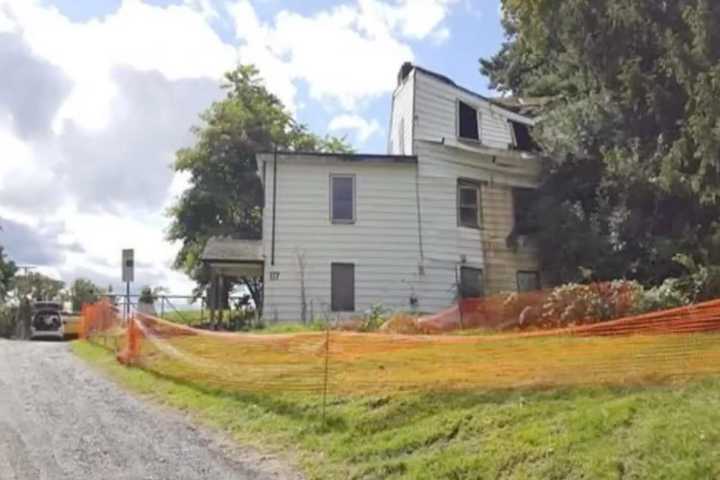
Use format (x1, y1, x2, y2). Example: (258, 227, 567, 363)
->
(484, 0, 720, 285)
(0, 246, 17, 302)
(68, 278, 103, 312)
(15, 272, 64, 302)
(168, 65, 351, 305)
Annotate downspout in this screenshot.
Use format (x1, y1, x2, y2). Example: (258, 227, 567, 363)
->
(271, 147, 278, 266)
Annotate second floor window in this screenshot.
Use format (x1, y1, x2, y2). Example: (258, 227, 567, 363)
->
(331, 175, 355, 224)
(458, 100, 481, 141)
(458, 180, 482, 229)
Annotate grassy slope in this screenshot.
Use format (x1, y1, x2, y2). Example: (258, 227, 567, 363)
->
(73, 340, 720, 480)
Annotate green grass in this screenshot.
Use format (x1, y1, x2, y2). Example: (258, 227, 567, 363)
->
(161, 309, 326, 334)
(73, 340, 720, 479)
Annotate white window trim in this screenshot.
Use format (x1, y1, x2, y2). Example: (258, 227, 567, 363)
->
(329, 174, 356, 224)
(457, 179, 483, 229)
(456, 99, 483, 143)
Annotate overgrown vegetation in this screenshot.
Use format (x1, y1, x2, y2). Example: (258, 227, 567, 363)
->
(485, 0, 720, 287)
(75, 341, 720, 479)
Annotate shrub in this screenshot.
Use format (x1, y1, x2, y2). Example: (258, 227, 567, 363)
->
(633, 278, 690, 314)
(361, 304, 389, 332)
(0, 305, 16, 338)
(538, 280, 642, 328)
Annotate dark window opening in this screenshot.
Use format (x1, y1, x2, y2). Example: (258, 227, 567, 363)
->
(510, 121, 537, 151)
(517, 271, 540, 293)
(331, 263, 355, 312)
(458, 180, 482, 229)
(458, 101, 480, 141)
(460, 267, 484, 298)
(513, 187, 539, 234)
(331, 175, 355, 223)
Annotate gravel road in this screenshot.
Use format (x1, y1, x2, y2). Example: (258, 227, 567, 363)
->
(0, 339, 301, 480)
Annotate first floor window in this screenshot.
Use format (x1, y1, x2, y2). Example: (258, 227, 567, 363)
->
(331, 263, 355, 311)
(458, 180, 482, 228)
(330, 175, 355, 223)
(460, 266, 484, 298)
(517, 271, 540, 293)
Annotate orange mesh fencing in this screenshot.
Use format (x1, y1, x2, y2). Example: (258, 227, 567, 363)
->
(97, 295, 720, 397)
(80, 299, 124, 350)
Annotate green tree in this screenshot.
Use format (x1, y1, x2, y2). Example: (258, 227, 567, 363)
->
(168, 65, 351, 305)
(0, 246, 17, 303)
(484, 0, 720, 285)
(69, 278, 102, 312)
(16, 272, 64, 301)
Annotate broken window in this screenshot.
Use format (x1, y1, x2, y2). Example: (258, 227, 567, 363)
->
(460, 266, 484, 298)
(510, 121, 537, 151)
(331, 263, 355, 311)
(330, 175, 355, 223)
(517, 271, 540, 293)
(458, 100, 480, 141)
(458, 180, 482, 229)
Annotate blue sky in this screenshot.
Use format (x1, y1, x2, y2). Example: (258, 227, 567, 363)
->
(0, 0, 507, 291)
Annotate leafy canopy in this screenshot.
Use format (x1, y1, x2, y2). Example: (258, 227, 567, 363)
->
(69, 278, 103, 312)
(484, 0, 720, 285)
(0, 246, 17, 303)
(168, 65, 351, 290)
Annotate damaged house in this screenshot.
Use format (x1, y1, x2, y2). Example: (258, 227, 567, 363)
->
(202, 63, 541, 322)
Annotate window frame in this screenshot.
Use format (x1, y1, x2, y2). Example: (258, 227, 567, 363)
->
(457, 179, 483, 229)
(331, 262, 355, 312)
(329, 174, 356, 224)
(516, 270, 541, 293)
(459, 266, 484, 298)
(457, 99, 482, 143)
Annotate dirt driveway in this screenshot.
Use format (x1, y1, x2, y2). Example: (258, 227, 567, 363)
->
(0, 339, 300, 480)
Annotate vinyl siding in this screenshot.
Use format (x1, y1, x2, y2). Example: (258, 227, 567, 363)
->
(388, 72, 415, 155)
(260, 156, 423, 322)
(413, 140, 540, 308)
(413, 69, 530, 151)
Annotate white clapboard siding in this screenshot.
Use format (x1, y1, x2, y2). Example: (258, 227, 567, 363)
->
(413, 68, 530, 151)
(259, 155, 426, 322)
(388, 71, 415, 155)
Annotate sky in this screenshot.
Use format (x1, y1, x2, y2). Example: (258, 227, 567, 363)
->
(0, 0, 507, 295)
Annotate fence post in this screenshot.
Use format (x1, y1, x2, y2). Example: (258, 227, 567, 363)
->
(321, 324, 331, 428)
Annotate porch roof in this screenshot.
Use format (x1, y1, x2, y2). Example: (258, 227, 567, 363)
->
(201, 237, 263, 277)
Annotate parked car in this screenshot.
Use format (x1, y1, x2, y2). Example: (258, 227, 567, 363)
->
(62, 312, 82, 339)
(30, 301, 64, 340)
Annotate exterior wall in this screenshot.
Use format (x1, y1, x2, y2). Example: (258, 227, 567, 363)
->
(388, 71, 415, 155)
(413, 140, 540, 311)
(260, 155, 422, 322)
(413, 69, 531, 150)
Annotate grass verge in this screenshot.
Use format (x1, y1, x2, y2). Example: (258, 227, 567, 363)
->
(73, 340, 720, 480)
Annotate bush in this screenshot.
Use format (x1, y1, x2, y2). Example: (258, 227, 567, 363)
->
(633, 278, 690, 314)
(538, 280, 642, 328)
(0, 305, 17, 338)
(361, 304, 389, 332)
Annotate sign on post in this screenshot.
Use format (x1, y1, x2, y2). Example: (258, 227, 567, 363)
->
(122, 249, 134, 283)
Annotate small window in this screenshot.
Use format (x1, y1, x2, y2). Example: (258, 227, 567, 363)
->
(460, 267, 484, 298)
(330, 175, 355, 223)
(517, 271, 540, 293)
(510, 121, 537, 151)
(458, 101, 480, 141)
(331, 263, 355, 311)
(458, 180, 482, 229)
(513, 187, 538, 234)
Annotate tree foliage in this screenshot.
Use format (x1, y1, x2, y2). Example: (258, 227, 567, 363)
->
(0, 246, 17, 303)
(168, 65, 351, 303)
(484, 0, 720, 285)
(69, 278, 102, 312)
(16, 272, 64, 302)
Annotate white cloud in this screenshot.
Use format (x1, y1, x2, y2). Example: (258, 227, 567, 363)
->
(230, 0, 457, 110)
(329, 114, 381, 143)
(0, 0, 462, 293)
